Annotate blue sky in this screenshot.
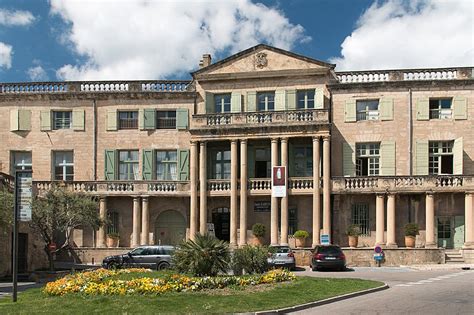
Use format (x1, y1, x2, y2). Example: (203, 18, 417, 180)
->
(0, 0, 472, 82)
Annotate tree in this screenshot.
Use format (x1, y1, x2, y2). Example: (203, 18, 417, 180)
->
(0, 187, 13, 230)
(30, 187, 102, 270)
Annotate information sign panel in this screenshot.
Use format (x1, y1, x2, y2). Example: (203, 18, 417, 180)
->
(16, 172, 32, 222)
(271, 166, 287, 197)
(320, 234, 330, 245)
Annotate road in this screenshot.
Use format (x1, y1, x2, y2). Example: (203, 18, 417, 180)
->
(293, 267, 474, 315)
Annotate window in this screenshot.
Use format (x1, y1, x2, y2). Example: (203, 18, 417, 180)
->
(437, 217, 451, 239)
(257, 92, 275, 111)
(211, 149, 231, 179)
(356, 100, 379, 121)
(289, 208, 297, 235)
(297, 90, 315, 109)
(107, 212, 119, 235)
(356, 143, 380, 176)
(156, 150, 177, 180)
(156, 111, 176, 129)
(118, 150, 139, 180)
(351, 204, 370, 236)
(429, 99, 452, 119)
(53, 111, 72, 129)
(118, 111, 138, 129)
(255, 147, 271, 178)
(53, 151, 74, 181)
(294, 146, 313, 177)
(429, 141, 453, 175)
(11, 151, 32, 173)
(214, 94, 231, 113)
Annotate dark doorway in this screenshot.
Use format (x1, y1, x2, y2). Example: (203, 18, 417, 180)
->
(212, 208, 230, 241)
(11, 233, 28, 273)
(255, 161, 268, 178)
(441, 155, 453, 174)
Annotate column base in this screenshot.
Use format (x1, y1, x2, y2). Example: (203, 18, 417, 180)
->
(425, 242, 437, 248)
(280, 242, 289, 247)
(385, 243, 398, 248)
(462, 242, 474, 249)
(311, 243, 320, 248)
(97, 244, 107, 248)
(229, 242, 238, 249)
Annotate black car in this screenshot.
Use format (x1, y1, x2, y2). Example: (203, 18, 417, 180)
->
(102, 246, 174, 270)
(310, 245, 346, 271)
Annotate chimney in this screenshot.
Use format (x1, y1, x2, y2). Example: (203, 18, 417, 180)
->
(199, 54, 212, 68)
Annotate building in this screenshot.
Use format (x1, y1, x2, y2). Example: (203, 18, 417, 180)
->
(1, 44, 473, 272)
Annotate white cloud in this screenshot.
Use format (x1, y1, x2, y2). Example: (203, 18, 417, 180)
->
(50, 0, 309, 80)
(0, 9, 35, 26)
(331, 0, 474, 70)
(0, 42, 13, 69)
(27, 65, 49, 81)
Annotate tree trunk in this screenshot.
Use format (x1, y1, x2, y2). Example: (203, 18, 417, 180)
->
(44, 246, 54, 271)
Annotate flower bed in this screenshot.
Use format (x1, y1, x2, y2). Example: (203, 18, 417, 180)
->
(44, 268, 296, 296)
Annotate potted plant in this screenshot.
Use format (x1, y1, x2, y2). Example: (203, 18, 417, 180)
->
(346, 224, 361, 248)
(293, 230, 309, 248)
(106, 232, 120, 248)
(252, 223, 266, 245)
(404, 223, 419, 248)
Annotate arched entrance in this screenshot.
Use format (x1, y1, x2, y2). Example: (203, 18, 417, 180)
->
(155, 210, 186, 245)
(212, 207, 230, 241)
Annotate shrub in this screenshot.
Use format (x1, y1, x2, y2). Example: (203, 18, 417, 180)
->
(231, 245, 270, 275)
(404, 223, 419, 237)
(172, 233, 230, 276)
(293, 230, 309, 239)
(346, 224, 361, 236)
(107, 232, 120, 239)
(252, 223, 266, 237)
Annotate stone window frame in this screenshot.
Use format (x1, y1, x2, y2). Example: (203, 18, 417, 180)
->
(429, 98, 452, 120)
(11, 151, 32, 174)
(429, 140, 454, 175)
(257, 91, 275, 111)
(52, 110, 72, 130)
(356, 142, 380, 176)
(356, 99, 379, 121)
(156, 111, 177, 129)
(296, 90, 315, 109)
(118, 111, 139, 129)
(214, 94, 231, 113)
(53, 150, 74, 181)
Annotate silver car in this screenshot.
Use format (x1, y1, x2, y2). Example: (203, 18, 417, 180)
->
(102, 245, 174, 270)
(267, 246, 296, 270)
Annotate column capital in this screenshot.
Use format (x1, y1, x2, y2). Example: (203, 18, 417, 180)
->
(240, 138, 248, 144)
(466, 191, 474, 197)
(133, 196, 140, 202)
(322, 135, 330, 142)
(271, 137, 279, 143)
(199, 141, 207, 146)
(386, 192, 397, 197)
(280, 137, 289, 143)
(312, 136, 321, 142)
(230, 139, 238, 145)
(376, 193, 385, 198)
(426, 191, 435, 197)
(99, 196, 107, 202)
(141, 196, 149, 202)
(190, 140, 198, 146)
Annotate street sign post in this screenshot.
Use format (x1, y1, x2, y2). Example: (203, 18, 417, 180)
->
(374, 245, 384, 267)
(320, 234, 330, 245)
(271, 166, 286, 197)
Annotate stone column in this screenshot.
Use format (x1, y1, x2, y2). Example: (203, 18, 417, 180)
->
(97, 197, 107, 248)
(322, 136, 331, 237)
(312, 136, 321, 247)
(141, 197, 149, 245)
(425, 193, 436, 248)
(386, 193, 397, 247)
(280, 137, 289, 246)
(190, 141, 198, 240)
(131, 197, 141, 247)
(464, 192, 474, 248)
(271, 138, 279, 245)
(199, 141, 207, 235)
(239, 139, 248, 246)
(375, 194, 385, 246)
(230, 139, 238, 246)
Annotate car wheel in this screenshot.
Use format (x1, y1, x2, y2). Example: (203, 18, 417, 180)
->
(157, 262, 170, 271)
(107, 262, 119, 270)
(311, 265, 318, 272)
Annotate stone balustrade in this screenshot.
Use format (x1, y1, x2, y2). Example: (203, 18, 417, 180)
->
(207, 180, 231, 192)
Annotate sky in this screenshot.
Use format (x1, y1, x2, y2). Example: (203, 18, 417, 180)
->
(0, 0, 472, 82)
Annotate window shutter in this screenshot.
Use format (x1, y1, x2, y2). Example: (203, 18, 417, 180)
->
(105, 150, 117, 180)
(231, 92, 241, 113)
(138, 109, 145, 130)
(178, 149, 190, 181)
(176, 108, 189, 130)
(414, 140, 429, 175)
(142, 149, 154, 180)
(453, 137, 463, 175)
(18, 110, 31, 131)
(288, 142, 294, 176)
(10, 109, 19, 131)
(453, 96, 467, 120)
(106, 109, 118, 131)
(416, 98, 429, 120)
(72, 109, 85, 131)
(286, 90, 296, 110)
(247, 91, 257, 112)
(275, 90, 286, 111)
(144, 109, 156, 129)
(205, 92, 214, 114)
(344, 99, 356, 122)
(314, 87, 324, 109)
(379, 98, 394, 121)
(380, 141, 396, 175)
(248, 145, 255, 178)
(342, 142, 355, 176)
(40, 110, 52, 131)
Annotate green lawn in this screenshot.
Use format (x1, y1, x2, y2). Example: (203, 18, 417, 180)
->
(0, 276, 382, 314)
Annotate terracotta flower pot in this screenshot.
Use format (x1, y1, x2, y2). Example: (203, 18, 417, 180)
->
(253, 236, 264, 246)
(405, 236, 416, 248)
(348, 235, 359, 248)
(107, 237, 119, 248)
(295, 237, 306, 248)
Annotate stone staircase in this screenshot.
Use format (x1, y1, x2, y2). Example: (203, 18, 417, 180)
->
(445, 249, 464, 264)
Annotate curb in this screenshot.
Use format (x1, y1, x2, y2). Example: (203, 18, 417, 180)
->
(254, 283, 389, 314)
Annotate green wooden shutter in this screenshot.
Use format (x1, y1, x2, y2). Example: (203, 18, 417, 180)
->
(379, 98, 394, 121)
(18, 110, 31, 131)
(314, 87, 324, 109)
(414, 140, 429, 175)
(40, 110, 52, 131)
(248, 145, 255, 178)
(142, 149, 154, 180)
(105, 150, 117, 180)
(453, 96, 467, 120)
(286, 90, 296, 110)
(416, 98, 429, 120)
(231, 92, 241, 113)
(176, 108, 189, 130)
(10, 109, 18, 131)
(106, 109, 118, 131)
(288, 142, 294, 177)
(453, 137, 463, 175)
(342, 142, 355, 176)
(144, 109, 156, 129)
(275, 90, 286, 111)
(72, 109, 85, 131)
(205, 92, 214, 114)
(178, 149, 190, 181)
(344, 99, 356, 122)
(247, 91, 257, 112)
(380, 141, 396, 175)
(138, 109, 145, 130)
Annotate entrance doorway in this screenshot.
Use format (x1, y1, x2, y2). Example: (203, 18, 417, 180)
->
(155, 210, 186, 245)
(437, 216, 464, 249)
(212, 207, 230, 241)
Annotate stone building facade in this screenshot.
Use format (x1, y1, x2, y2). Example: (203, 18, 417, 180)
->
(1, 44, 473, 272)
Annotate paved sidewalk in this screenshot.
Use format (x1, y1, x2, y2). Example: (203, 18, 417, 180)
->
(404, 264, 474, 271)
